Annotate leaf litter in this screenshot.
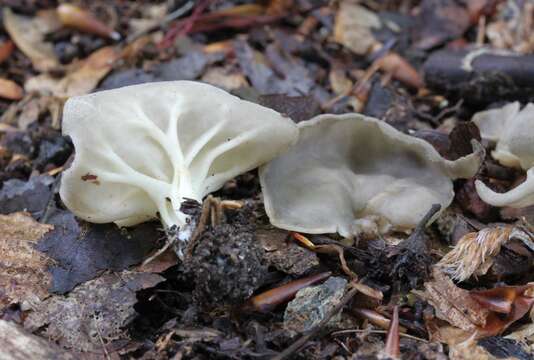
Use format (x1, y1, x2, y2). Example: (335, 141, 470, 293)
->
(1, 0, 534, 359)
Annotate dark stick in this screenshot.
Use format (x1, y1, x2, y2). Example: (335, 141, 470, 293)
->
(413, 204, 441, 238)
(424, 49, 534, 105)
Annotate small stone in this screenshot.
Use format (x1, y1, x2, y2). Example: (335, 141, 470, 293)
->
(283, 277, 347, 336)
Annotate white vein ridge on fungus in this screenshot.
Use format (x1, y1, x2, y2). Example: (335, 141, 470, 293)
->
(59, 81, 298, 235)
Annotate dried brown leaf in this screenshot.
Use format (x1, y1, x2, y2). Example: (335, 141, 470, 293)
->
(472, 284, 534, 337)
(333, 2, 381, 55)
(422, 271, 534, 341)
(25, 271, 164, 352)
(0, 79, 23, 101)
(201, 66, 249, 91)
(421, 269, 489, 331)
(3, 8, 60, 71)
(0, 212, 53, 309)
(25, 46, 120, 97)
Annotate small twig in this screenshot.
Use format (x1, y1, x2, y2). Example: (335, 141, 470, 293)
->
(124, 0, 195, 43)
(476, 15, 486, 46)
(271, 283, 360, 360)
(413, 99, 464, 126)
(384, 306, 400, 359)
(94, 317, 112, 360)
(185, 196, 212, 258)
(39, 175, 62, 224)
(330, 329, 428, 343)
(333, 338, 352, 355)
(141, 227, 174, 266)
(159, 0, 213, 48)
(413, 204, 441, 238)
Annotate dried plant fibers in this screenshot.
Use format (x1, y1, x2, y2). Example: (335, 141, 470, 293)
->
(437, 226, 512, 281)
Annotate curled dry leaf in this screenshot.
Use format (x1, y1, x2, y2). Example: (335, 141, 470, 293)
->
(3, 8, 60, 71)
(60, 81, 298, 233)
(0, 79, 23, 101)
(0, 212, 53, 309)
(421, 270, 534, 340)
(260, 114, 484, 237)
(437, 226, 513, 281)
(25, 46, 120, 97)
(471, 284, 534, 337)
(57, 4, 121, 41)
(473, 102, 534, 208)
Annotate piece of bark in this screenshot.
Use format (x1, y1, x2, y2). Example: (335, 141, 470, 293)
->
(424, 49, 534, 105)
(0, 320, 73, 360)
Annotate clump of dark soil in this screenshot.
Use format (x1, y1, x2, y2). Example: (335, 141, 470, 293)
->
(186, 203, 269, 309)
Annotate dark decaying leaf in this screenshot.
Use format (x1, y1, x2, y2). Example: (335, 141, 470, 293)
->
(0, 175, 54, 217)
(34, 136, 72, 170)
(412, 0, 471, 50)
(256, 228, 319, 275)
(478, 336, 533, 360)
(362, 80, 396, 120)
(37, 209, 161, 293)
(455, 178, 496, 222)
(98, 51, 220, 90)
(259, 94, 320, 123)
(98, 68, 158, 90)
(448, 121, 481, 160)
(25, 271, 164, 353)
(234, 40, 314, 96)
(155, 51, 211, 81)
